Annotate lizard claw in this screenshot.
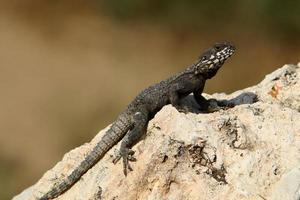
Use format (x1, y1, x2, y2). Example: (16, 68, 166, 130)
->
(198, 98, 224, 113)
(112, 153, 121, 164)
(122, 148, 136, 176)
(206, 99, 236, 112)
(174, 105, 190, 114)
(112, 148, 136, 176)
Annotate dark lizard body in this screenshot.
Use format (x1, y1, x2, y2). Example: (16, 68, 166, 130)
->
(39, 42, 235, 200)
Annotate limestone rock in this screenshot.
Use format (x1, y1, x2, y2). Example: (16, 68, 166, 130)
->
(13, 64, 300, 200)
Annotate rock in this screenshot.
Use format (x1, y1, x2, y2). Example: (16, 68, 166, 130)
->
(270, 166, 300, 200)
(13, 64, 300, 200)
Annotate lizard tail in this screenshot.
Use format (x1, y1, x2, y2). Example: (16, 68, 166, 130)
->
(38, 112, 132, 200)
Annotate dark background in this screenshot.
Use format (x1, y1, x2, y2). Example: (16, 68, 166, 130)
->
(1, 1, 299, 199)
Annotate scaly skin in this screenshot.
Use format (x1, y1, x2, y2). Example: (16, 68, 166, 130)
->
(38, 42, 235, 199)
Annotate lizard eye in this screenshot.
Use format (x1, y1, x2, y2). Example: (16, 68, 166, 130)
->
(215, 46, 221, 50)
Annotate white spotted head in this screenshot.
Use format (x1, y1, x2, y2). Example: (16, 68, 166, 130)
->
(194, 42, 235, 78)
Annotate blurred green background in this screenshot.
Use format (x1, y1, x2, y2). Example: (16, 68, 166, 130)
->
(0, 1, 299, 199)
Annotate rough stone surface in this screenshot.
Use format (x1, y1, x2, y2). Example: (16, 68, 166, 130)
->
(13, 64, 300, 200)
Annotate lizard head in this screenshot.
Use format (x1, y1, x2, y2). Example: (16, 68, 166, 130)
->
(195, 42, 235, 78)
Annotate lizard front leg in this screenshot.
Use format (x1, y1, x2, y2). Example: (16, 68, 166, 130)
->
(193, 89, 221, 112)
(169, 83, 189, 112)
(193, 89, 209, 110)
(113, 109, 148, 175)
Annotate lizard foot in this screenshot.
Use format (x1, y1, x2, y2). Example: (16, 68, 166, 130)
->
(174, 105, 190, 114)
(207, 99, 236, 112)
(199, 98, 225, 113)
(112, 148, 136, 176)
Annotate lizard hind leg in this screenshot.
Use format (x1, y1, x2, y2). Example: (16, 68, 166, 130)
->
(113, 110, 149, 176)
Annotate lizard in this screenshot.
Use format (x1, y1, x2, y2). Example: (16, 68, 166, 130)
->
(38, 42, 235, 200)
